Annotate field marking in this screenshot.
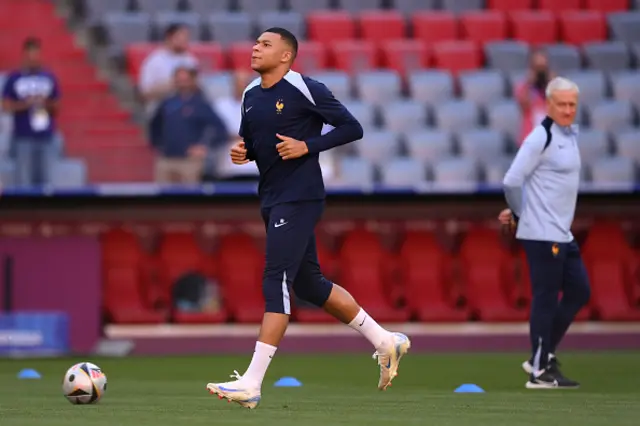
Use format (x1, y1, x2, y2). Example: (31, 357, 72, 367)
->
(105, 322, 640, 339)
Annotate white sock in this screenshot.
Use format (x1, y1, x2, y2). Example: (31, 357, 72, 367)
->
(347, 308, 393, 351)
(241, 341, 277, 387)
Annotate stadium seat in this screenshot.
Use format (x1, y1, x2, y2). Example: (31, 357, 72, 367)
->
(582, 222, 640, 320)
(102, 229, 166, 324)
(583, 41, 632, 73)
(399, 230, 469, 321)
(337, 0, 384, 12)
(341, 100, 376, 129)
(201, 72, 234, 100)
(509, 11, 558, 45)
(460, 11, 508, 45)
(458, 70, 506, 107)
(459, 227, 528, 322)
(457, 129, 507, 168)
(308, 71, 352, 100)
(331, 40, 378, 73)
(565, 70, 607, 107)
(403, 129, 454, 163)
(287, 0, 333, 15)
(584, 0, 630, 13)
(154, 12, 202, 41)
(578, 129, 610, 165)
(228, 41, 254, 71)
(188, 0, 229, 15)
(588, 100, 635, 133)
(614, 130, 640, 163)
(380, 40, 430, 76)
(487, 0, 533, 12)
(412, 11, 458, 44)
(393, 0, 437, 14)
(295, 41, 329, 74)
(257, 11, 305, 40)
(354, 70, 402, 105)
(590, 156, 637, 184)
(432, 156, 479, 187)
(335, 156, 376, 186)
(237, 0, 281, 18)
(353, 130, 401, 164)
(136, 0, 181, 13)
(381, 100, 427, 132)
(337, 229, 410, 322)
(188, 43, 225, 72)
(432, 41, 481, 74)
(441, 0, 483, 13)
(359, 10, 406, 41)
(307, 11, 356, 43)
(406, 71, 452, 108)
(608, 12, 640, 45)
(485, 41, 530, 71)
(84, 0, 129, 26)
(543, 44, 582, 73)
(379, 157, 427, 187)
(157, 232, 226, 323)
(611, 71, 640, 111)
(207, 12, 253, 47)
(103, 12, 152, 52)
(559, 11, 607, 46)
(217, 233, 265, 323)
(433, 99, 480, 132)
(537, 0, 581, 13)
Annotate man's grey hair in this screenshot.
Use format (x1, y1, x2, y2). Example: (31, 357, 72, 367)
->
(545, 77, 580, 98)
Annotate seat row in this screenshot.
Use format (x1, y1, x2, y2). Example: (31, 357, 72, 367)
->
(102, 223, 640, 324)
(104, 9, 640, 50)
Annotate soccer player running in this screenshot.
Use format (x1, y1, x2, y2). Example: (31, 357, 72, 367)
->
(206, 28, 410, 408)
(500, 77, 590, 389)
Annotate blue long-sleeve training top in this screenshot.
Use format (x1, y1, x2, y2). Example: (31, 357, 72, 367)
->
(503, 116, 582, 243)
(240, 70, 363, 207)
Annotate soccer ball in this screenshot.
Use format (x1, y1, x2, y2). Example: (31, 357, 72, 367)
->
(62, 362, 107, 405)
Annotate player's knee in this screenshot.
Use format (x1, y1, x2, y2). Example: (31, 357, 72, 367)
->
(262, 274, 292, 315)
(293, 276, 333, 308)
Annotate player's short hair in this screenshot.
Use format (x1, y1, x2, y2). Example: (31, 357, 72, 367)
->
(164, 23, 186, 39)
(23, 37, 41, 51)
(263, 27, 298, 62)
(545, 77, 580, 98)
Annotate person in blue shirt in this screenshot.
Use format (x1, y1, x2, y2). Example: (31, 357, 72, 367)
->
(500, 77, 590, 390)
(1, 37, 60, 187)
(205, 28, 411, 409)
(149, 66, 228, 184)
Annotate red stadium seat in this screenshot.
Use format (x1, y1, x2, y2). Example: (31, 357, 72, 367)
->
(217, 233, 265, 323)
(399, 231, 469, 322)
(189, 43, 226, 72)
(307, 11, 356, 43)
(331, 40, 378, 73)
(294, 41, 329, 74)
(584, 0, 629, 13)
(487, 0, 533, 11)
(359, 10, 406, 41)
(509, 11, 558, 45)
(460, 227, 528, 322)
(227, 41, 254, 71)
(460, 11, 508, 45)
(559, 11, 606, 46)
(412, 11, 458, 44)
(380, 40, 430, 76)
(157, 232, 226, 323)
(102, 229, 166, 324)
(537, 0, 581, 13)
(337, 229, 410, 322)
(432, 41, 481, 74)
(582, 222, 640, 321)
(125, 43, 155, 80)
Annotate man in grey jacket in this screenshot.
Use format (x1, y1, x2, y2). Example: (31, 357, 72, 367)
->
(500, 77, 591, 389)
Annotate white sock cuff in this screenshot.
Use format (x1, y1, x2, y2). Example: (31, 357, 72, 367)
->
(348, 308, 367, 328)
(256, 341, 277, 355)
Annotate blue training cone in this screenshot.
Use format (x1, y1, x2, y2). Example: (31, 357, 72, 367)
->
(274, 377, 302, 387)
(17, 369, 42, 380)
(454, 383, 485, 393)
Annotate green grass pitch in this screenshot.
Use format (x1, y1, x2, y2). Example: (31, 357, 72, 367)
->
(0, 352, 638, 426)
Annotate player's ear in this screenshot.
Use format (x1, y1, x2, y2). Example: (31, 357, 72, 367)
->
(281, 50, 292, 64)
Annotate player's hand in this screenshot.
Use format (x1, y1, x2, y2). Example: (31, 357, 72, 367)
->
(498, 208, 517, 230)
(230, 141, 250, 165)
(276, 134, 308, 160)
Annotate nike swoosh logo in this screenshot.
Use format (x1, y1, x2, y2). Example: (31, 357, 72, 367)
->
(274, 222, 288, 228)
(359, 316, 366, 326)
(246, 106, 253, 112)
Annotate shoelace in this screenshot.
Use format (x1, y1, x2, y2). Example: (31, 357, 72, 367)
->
(230, 370, 243, 380)
(372, 351, 390, 365)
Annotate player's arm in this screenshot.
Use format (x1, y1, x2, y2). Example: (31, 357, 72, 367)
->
(238, 99, 256, 161)
(304, 80, 364, 154)
(502, 126, 546, 220)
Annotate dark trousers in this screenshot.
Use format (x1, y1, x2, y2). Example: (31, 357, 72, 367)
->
(521, 239, 591, 371)
(260, 200, 333, 315)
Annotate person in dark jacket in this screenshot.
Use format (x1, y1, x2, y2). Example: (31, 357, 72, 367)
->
(149, 66, 228, 184)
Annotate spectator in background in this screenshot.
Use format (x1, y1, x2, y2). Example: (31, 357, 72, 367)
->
(1, 37, 60, 187)
(515, 50, 554, 144)
(149, 66, 228, 184)
(138, 23, 198, 114)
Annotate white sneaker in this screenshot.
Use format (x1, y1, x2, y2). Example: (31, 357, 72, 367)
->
(372, 332, 411, 391)
(206, 370, 261, 409)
